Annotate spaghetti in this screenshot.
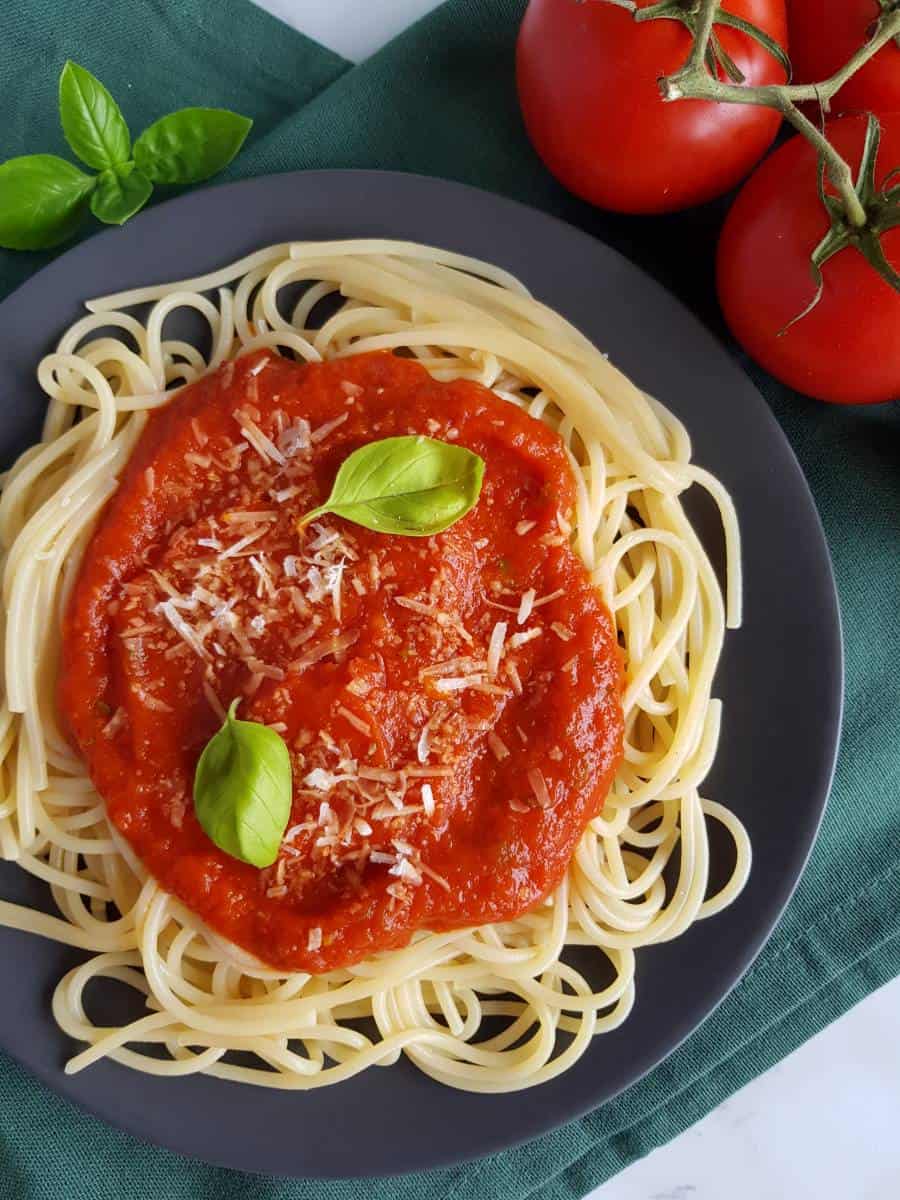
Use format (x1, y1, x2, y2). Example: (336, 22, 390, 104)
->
(0, 240, 750, 1092)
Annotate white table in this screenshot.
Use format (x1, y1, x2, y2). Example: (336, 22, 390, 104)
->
(252, 4, 900, 1194)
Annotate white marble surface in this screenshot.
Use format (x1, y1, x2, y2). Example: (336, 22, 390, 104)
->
(252, 3, 900, 1195)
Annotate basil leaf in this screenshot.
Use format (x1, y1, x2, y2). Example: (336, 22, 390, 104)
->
(299, 436, 485, 537)
(58, 61, 131, 170)
(90, 164, 152, 225)
(193, 700, 292, 869)
(0, 155, 94, 251)
(133, 108, 252, 184)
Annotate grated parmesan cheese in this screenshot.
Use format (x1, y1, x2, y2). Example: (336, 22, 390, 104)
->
(487, 622, 507, 675)
(233, 408, 286, 465)
(420, 862, 451, 891)
(102, 707, 127, 738)
(421, 783, 435, 817)
(336, 703, 371, 736)
(527, 768, 553, 808)
(202, 681, 227, 722)
(290, 631, 359, 673)
(370, 850, 397, 865)
(507, 628, 542, 651)
(310, 412, 349, 443)
(487, 732, 510, 761)
(220, 529, 266, 559)
(517, 588, 536, 625)
(434, 675, 486, 693)
(222, 509, 277, 524)
(158, 600, 211, 662)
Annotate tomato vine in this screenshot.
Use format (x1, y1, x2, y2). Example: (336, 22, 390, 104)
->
(653, 0, 900, 304)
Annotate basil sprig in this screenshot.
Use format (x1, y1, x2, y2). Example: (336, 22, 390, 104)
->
(0, 60, 252, 251)
(299, 435, 486, 537)
(194, 700, 292, 870)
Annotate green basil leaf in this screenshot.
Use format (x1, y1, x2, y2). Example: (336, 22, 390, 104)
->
(193, 699, 292, 869)
(133, 108, 252, 184)
(0, 155, 95, 251)
(90, 164, 152, 225)
(299, 435, 486, 537)
(58, 61, 131, 170)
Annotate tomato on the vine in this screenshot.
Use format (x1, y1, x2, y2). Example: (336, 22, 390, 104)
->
(717, 112, 900, 404)
(516, 0, 789, 214)
(789, 0, 900, 116)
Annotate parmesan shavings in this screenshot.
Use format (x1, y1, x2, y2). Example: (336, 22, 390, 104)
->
(158, 600, 211, 662)
(336, 704, 371, 736)
(434, 675, 486, 693)
(246, 658, 284, 681)
(517, 589, 536, 625)
(487, 732, 510, 761)
(220, 529, 266, 559)
(290, 631, 359, 673)
(550, 622, 574, 642)
(507, 628, 542, 651)
(270, 485, 303, 503)
(310, 412, 349, 444)
(202, 681, 227, 722)
(506, 661, 523, 695)
(370, 850, 397, 865)
(249, 555, 276, 598)
(527, 768, 553, 809)
(223, 510, 277, 523)
(277, 418, 311, 458)
(421, 783, 435, 817)
(515, 520, 536, 536)
(233, 409, 286, 465)
(420, 862, 451, 891)
(487, 622, 507, 675)
(389, 857, 422, 884)
(419, 656, 486, 679)
(102, 707, 127, 738)
(137, 689, 173, 713)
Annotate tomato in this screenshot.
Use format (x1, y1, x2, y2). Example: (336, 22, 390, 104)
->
(516, 0, 788, 214)
(789, 0, 900, 116)
(717, 112, 900, 403)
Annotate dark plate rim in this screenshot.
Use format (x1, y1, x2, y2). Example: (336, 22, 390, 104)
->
(0, 168, 843, 1180)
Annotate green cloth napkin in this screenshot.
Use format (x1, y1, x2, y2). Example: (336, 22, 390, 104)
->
(2, 1, 899, 1196)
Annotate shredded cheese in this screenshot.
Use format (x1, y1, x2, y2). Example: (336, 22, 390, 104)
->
(517, 589, 536, 624)
(487, 732, 510, 761)
(527, 768, 553, 808)
(420, 783, 435, 817)
(310, 412, 349, 444)
(336, 704, 371, 736)
(507, 628, 542, 651)
(487, 622, 508, 675)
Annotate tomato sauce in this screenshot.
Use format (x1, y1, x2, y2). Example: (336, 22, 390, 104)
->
(60, 351, 623, 972)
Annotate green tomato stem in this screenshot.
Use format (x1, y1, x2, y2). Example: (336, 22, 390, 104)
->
(659, 1, 900, 229)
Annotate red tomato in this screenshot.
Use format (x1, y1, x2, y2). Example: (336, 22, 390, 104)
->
(516, 0, 788, 214)
(717, 112, 900, 403)
(789, 0, 900, 115)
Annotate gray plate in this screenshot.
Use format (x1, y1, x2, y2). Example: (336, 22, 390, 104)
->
(0, 170, 842, 1179)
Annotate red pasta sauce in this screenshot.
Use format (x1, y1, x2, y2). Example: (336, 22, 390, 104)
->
(59, 350, 623, 972)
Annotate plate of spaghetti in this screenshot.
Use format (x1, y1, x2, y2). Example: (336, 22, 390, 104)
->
(0, 171, 841, 1177)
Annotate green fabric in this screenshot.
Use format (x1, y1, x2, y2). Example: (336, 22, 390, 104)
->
(1, 1, 898, 1196)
